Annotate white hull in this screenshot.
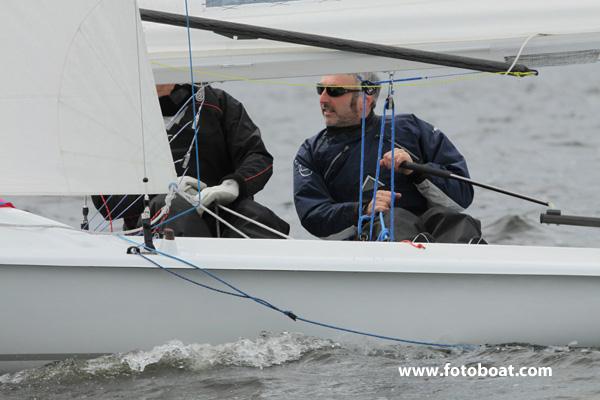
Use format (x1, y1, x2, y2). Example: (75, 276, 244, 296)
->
(2, 209, 600, 372)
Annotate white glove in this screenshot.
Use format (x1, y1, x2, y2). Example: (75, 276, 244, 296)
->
(177, 176, 206, 196)
(200, 179, 239, 208)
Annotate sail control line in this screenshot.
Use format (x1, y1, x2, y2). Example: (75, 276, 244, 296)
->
(358, 74, 405, 242)
(119, 234, 465, 349)
(139, 9, 537, 76)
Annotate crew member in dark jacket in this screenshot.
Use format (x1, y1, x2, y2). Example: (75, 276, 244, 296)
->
(94, 84, 289, 238)
(293, 73, 481, 243)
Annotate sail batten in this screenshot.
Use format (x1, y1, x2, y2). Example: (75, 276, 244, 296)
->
(0, 0, 176, 196)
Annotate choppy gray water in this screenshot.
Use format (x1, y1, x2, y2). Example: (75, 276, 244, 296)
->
(3, 63, 600, 399)
(2, 333, 600, 400)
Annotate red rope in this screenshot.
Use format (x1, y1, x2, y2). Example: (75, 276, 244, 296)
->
(0, 198, 15, 208)
(400, 240, 426, 249)
(152, 208, 168, 234)
(99, 194, 113, 232)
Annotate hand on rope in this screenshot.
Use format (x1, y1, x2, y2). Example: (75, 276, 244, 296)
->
(170, 176, 207, 216)
(366, 190, 401, 214)
(171, 175, 206, 205)
(198, 179, 239, 209)
(177, 175, 207, 196)
(380, 149, 414, 175)
(187, 179, 240, 216)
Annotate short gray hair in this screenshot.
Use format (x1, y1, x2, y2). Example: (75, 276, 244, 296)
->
(352, 72, 381, 110)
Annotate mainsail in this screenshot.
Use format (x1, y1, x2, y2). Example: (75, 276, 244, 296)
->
(0, 0, 176, 196)
(140, 0, 600, 83)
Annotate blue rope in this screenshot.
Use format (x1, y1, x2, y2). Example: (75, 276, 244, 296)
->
(356, 91, 368, 239)
(373, 71, 482, 86)
(87, 194, 113, 231)
(183, 0, 202, 194)
(111, 195, 144, 221)
(293, 316, 460, 348)
(377, 212, 390, 241)
(389, 94, 396, 242)
(117, 235, 465, 349)
(358, 214, 372, 236)
(94, 194, 141, 232)
(375, 76, 423, 84)
(150, 205, 198, 231)
(356, 71, 481, 239)
(368, 105, 388, 240)
(92, 194, 126, 232)
(119, 236, 294, 315)
(137, 252, 246, 298)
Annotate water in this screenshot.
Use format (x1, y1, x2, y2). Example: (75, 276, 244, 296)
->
(2, 334, 600, 399)
(3, 63, 600, 398)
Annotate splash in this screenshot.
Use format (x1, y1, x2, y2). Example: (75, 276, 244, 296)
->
(0, 332, 337, 385)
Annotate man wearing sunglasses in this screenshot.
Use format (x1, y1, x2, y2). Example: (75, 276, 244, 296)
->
(293, 72, 482, 243)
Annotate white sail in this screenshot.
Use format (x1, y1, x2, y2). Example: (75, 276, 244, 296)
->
(0, 0, 176, 196)
(140, 0, 600, 83)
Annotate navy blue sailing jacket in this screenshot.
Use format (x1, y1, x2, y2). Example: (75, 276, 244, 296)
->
(293, 113, 473, 239)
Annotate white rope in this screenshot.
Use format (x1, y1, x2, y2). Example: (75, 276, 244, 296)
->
(505, 33, 542, 75)
(107, 182, 179, 235)
(217, 204, 292, 239)
(411, 233, 431, 244)
(197, 203, 250, 239)
(133, 0, 148, 183)
(92, 176, 287, 240)
(173, 182, 250, 239)
(168, 96, 205, 145)
(165, 94, 194, 131)
(169, 120, 192, 144)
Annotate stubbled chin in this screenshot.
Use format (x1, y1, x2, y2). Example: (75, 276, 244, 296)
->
(324, 117, 337, 126)
(322, 112, 336, 125)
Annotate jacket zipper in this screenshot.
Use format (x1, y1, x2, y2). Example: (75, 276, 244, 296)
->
(324, 145, 350, 180)
(379, 135, 421, 163)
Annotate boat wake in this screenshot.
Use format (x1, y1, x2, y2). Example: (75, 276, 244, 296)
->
(2, 339, 600, 400)
(0, 332, 337, 385)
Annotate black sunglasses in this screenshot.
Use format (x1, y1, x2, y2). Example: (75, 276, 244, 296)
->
(316, 84, 361, 97)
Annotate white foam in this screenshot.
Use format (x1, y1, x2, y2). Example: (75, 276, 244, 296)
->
(1, 332, 337, 384)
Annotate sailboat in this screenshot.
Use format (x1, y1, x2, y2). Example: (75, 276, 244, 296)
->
(1, 0, 600, 374)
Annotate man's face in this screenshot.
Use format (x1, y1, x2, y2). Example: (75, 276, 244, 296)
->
(319, 75, 370, 127)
